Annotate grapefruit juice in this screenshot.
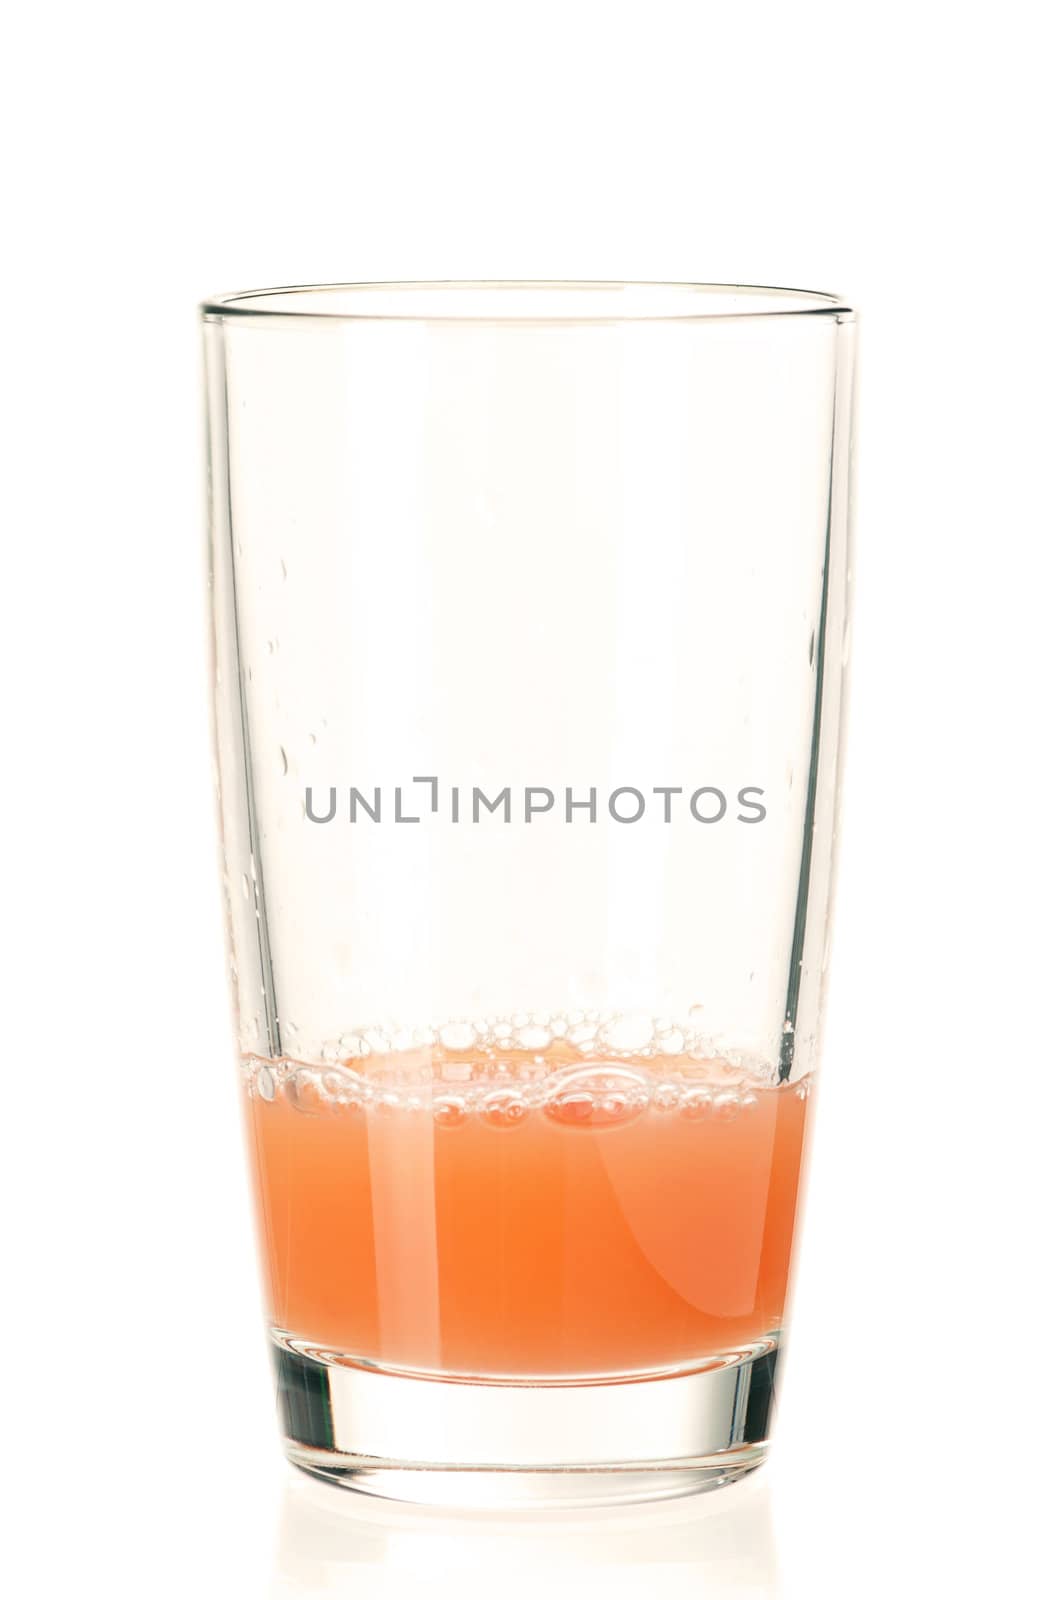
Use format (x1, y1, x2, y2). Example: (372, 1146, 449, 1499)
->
(244, 1016, 811, 1381)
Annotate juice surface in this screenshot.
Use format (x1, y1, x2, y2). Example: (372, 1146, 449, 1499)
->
(244, 1036, 810, 1379)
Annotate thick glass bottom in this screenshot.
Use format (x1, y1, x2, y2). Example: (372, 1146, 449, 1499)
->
(273, 1333, 778, 1508)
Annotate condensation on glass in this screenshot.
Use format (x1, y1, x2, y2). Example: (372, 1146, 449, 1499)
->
(202, 281, 856, 1507)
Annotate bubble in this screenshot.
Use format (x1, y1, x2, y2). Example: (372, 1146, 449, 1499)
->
(546, 1089, 595, 1125)
(481, 1089, 530, 1129)
(600, 1013, 654, 1052)
(679, 1088, 714, 1121)
(266, 1020, 794, 1129)
(433, 1096, 466, 1128)
(713, 1092, 740, 1122)
(566, 1021, 598, 1045)
(286, 1069, 332, 1114)
(255, 1065, 275, 1101)
(440, 1061, 473, 1083)
(515, 1023, 552, 1050)
(544, 1067, 648, 1129)
(322, 1066, 363, 1104)
(440, 1021, 476, 1051)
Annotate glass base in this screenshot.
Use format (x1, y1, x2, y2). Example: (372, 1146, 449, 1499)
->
(273, 1334, 778, 1509)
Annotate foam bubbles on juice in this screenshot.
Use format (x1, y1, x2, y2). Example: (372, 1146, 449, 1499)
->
(242, 1009, 798, 1126)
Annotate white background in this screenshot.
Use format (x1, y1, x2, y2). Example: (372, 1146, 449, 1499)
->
(3, 3, 1060, 1595)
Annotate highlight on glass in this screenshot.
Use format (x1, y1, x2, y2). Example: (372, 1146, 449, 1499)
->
(202, 281, 856, 1506)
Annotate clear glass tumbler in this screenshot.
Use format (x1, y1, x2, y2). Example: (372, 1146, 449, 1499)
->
(202, 281, 856, 1507)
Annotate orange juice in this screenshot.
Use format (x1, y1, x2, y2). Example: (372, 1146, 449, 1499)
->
(244, 1029, 810, 1380)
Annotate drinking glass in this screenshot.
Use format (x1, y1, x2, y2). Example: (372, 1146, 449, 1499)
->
(202, 281, 856, 1507)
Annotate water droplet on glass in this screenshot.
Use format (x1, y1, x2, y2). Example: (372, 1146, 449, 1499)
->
(241, 874, 250, 900)
(279, 746, 288, 776)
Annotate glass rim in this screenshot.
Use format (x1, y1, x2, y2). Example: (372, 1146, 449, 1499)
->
(200, 280, 854, 325)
